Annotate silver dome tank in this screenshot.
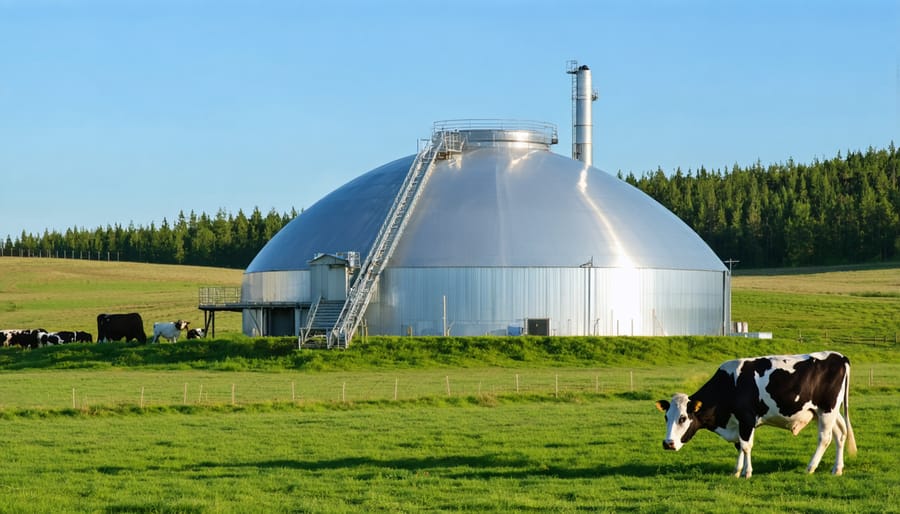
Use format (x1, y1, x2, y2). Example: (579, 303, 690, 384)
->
(243, 120, 729, 338)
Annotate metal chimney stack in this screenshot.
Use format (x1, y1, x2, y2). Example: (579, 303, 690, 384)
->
(567, 60, 598, 166)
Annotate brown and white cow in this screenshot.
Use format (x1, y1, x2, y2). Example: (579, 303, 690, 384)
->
(655, 351, 856, 478)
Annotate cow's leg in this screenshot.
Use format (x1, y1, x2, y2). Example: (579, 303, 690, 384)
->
(735, 420, 755, 478)
(830, 413, 847, 475)
(733, 443, 746, 478)
(807, 411, 836, 474)
(737, 438, 754, 478)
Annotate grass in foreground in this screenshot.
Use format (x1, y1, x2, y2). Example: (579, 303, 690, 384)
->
(0, 392, 895, 513)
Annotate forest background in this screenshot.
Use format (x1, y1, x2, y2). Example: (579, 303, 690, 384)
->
(4, 145, 898, 269)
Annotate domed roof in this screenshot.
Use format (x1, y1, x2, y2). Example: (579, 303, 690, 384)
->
(246, 126, 725, 274)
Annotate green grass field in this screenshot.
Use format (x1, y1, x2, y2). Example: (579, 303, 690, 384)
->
(0, 257, 898, 512)
(0, 389, 896, 512)
(0, 257, 243, 334)
(731, 265, 900, 342)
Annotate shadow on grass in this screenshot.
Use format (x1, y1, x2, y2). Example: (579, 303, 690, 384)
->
(185, 454, 760, 479)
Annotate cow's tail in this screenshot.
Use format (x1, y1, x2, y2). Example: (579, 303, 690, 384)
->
(843, 361, 858, 457)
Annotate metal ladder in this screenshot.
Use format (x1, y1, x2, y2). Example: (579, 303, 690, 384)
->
(327, 130, 463, 348)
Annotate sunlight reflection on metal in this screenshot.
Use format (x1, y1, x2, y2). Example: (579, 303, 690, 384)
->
(576, 165, 635, 269)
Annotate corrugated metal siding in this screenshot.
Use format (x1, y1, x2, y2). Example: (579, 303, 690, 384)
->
(364, 267, 726, 336)
(241, 271, 310, 303)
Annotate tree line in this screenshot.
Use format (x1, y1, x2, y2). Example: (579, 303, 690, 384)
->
(620, 144, 899, 268)
(2, 207, 298, 269)
(3, 145, 898, 270)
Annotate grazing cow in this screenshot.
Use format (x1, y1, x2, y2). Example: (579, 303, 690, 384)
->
(1, 329, 26, 347)
(186, 328, 205, 339)
(41, 331, 90, 345)
(97, 313, 147, 343)
(54, 331, 77, 344)
(0, 329, 19, 346)
(655, 351, 856, 478)
(39, 332, 63, 345)
(7, 329, 47, 348)
(152, 320, 190, 343)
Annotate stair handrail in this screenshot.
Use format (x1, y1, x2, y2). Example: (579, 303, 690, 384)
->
(328, 131, 458, 348)
(299, 295, 322, 347)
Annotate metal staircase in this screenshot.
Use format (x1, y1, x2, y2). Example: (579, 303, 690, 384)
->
(327, 129, 464, 348)
(299, 297, 347, 346)
(306, 300, 344, 340)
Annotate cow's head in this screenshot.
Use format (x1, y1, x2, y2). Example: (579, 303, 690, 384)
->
(655, 393, 703, 451)
(175, 320, 190, 330)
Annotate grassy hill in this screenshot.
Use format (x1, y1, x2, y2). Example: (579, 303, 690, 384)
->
(731, 264, 900, 341)
(0, 257, 243, 334)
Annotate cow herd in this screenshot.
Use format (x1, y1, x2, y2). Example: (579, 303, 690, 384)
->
(2, 312, 205, 348)
(0, 328, 93, 348)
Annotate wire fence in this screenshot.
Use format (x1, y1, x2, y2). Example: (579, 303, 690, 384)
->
(1, 366, 895, 412)
(0, 248, 126, 260)
(0, 369, 657, 411)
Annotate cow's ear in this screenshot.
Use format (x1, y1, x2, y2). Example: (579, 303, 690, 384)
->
(690, 400, 703, 413)
(655, 400, 669, 412)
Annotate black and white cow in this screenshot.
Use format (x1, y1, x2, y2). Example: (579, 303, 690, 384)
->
(40, 331, 92, 345)
(152, 320, 190, 343)
(97, 313, 147, 343)
(39, 332, 63, 345)
(53, 331, 77, 344)
(186, 328, 205, 339)
(655, 351, 857, 478)
(0, 329, 19, 346)
(5, 329, 47, 348)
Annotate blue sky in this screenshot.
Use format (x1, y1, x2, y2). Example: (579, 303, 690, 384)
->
(1, 0, 897, 241)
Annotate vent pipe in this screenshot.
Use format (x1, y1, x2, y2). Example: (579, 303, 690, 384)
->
(566, 60, 599, 166)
